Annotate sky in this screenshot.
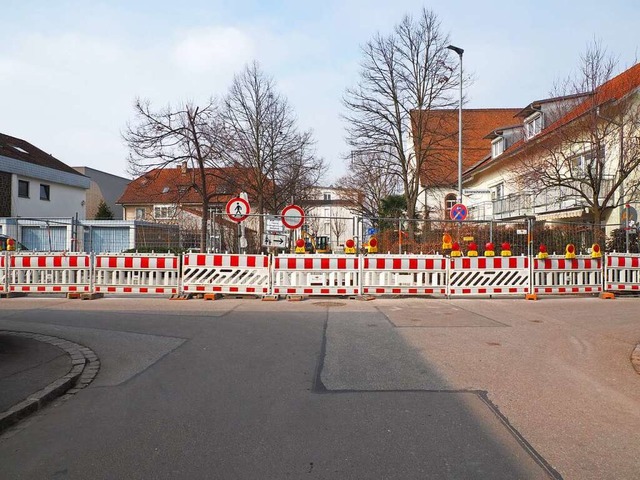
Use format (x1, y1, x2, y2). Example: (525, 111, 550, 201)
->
(2, 0, 639, 184)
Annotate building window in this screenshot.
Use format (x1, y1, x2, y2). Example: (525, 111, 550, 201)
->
(525, 113, 543, 139)
(570, 149, 602, 177)
(135, 208, 145, 220)
(40, 184, 50, 201)
(444, 193, 457, 219)
(491, 137, 505, 158)
(153, 205, 176, 219)
(323, 193, 331, 201)
(18, 180, 29, 198)
(491, 183, 505, 200)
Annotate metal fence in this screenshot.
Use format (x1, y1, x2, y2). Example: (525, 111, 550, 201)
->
(1, 215, 636, 255)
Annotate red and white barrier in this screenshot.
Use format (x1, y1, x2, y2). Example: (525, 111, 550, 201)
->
(533, 256, 602, 294)
(273, 255, 360, 296)
(182, 253, 270, 295)
(449, 256, 530, 296)
(0, 252, 7, 293)
(605, 254, 640, 292)
(362, 256, 447, 295)
(94, 254, 179, 294)
(8, 253, 91, 293)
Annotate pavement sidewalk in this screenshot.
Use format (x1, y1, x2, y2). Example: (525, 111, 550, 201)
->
(0, 331, 98, 433)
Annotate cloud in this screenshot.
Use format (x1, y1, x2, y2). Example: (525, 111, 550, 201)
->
(171, 26, 255, 73)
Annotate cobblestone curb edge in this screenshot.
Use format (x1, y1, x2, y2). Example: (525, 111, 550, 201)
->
(0, 331, 100, 433)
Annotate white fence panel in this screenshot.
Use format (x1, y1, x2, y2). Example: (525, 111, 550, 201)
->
(273, 255, 360, 296)
(605, 254, 640, 292)
(362, 255, 447, 295)
(182, 253, 270, 295)
(449, 256, 530, 296)
(533, 256, 602, 294)
(8, 253, 91, 293)
(94, 254, 179, 294)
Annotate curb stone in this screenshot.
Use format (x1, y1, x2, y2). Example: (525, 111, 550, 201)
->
(0, 331, 100, 434)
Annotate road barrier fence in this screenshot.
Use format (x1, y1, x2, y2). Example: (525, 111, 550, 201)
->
(0, 251, 637, 299)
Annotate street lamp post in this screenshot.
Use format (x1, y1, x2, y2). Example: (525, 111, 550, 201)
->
(447, 45, 464, 204)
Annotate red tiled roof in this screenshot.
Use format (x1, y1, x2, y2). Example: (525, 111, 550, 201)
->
(117, 166, 255, 205)
(470, 62, 640, 175)
(413, 109, 521, 187)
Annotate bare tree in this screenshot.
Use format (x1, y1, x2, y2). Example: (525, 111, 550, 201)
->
(123, 98, 227, 251)
(512, 41, 640, 225)
(336, 150, 402, 225)
(222, 61, 326, 238)
(330, 215, 347, 248)
(343, 8, 460, 239)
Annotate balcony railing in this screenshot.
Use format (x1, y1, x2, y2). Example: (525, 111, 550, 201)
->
(470, 178, 615, 220)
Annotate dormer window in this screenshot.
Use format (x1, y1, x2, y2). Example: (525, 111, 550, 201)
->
(525, 113, 543, 139)
(491, 137, 505, 158)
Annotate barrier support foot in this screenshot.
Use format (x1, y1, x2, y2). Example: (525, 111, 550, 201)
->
(203, 293, 223, 301)
(525, 293, 538, 301)
(262, 295, 279, 302)
(67, 293, 82, 300)
(599, 292, 615, 299)
(170, 293, 191, 300)
(287, 295, 305, 302)
(81, 293, 103, 300)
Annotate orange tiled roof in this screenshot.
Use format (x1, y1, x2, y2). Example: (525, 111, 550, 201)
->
(117, 166, 255, 205)
(413, 108, 521, 187)
(470, 62, 640, 174)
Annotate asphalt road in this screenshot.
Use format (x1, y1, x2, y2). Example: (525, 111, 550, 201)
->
(0, 296, 638, 479)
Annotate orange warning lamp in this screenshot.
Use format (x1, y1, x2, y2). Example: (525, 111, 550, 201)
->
(484, 242, 495, 257)
(295, 238, 306, 254)
(565, 243, 576, 259)
(467, 242, 478, 257)
(591, 243, 601, 259)
(501, 241, 512, 257)
(442, 233, 452, 250)
(451, 241, 462, 257)
(537, 244, 548, 259)
(6, 238, 15, 251)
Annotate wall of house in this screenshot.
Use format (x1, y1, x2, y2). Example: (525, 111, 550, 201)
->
(74, 167, 129, 220)
(12, 174, 87, 219)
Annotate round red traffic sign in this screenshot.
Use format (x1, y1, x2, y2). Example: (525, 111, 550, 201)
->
(450, 203, 468, 221)
(281, 204, 305, 229)
(226, 197, 250, 223)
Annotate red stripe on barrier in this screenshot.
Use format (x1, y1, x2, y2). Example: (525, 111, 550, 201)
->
(37, 286, 45, 292)
(230, 256, 239, 267)
(478, 288, 487, 294)
(321, 258, 329, 270)
(142, 257, 151, 269)
(230, 287, 238, 292)
(377, 258, 385, 269)
(393, 259, 402, 270)
(463, 258, 471, 269)
(509, 258, 517, 269)
(38, 257, 46, 267)
(124, 257, 132, 268)
(288, 258, 297, 270)
(304, 258, 313, 270)
(108, 257, 117, 268)
(409, 288, 417, 294)
(199, 255, 209, 266)
(247, 256, 256, 268)
(247, 288, 256, 293)
(337, 289, 346, 294)
(509, 288, 518, 293)
(140, 288, 148, 293)
(338, 258, 346, 269)
(425, 259, 433, 270)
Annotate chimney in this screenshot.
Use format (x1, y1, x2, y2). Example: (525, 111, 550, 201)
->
(181, 161, 188, 175)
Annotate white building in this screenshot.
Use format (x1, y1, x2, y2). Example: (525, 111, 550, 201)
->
(300, 186, 359, 251)
(0, 132, 89, 219)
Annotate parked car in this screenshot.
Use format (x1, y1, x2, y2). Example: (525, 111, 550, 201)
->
(0, 234, 28, 251)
